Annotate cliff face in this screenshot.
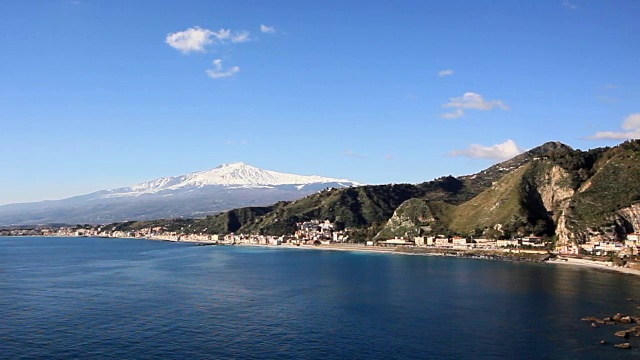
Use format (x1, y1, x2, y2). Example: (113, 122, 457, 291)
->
(615, 203, 640, 234)
(374, 141, 640, 242)
(537, 165, 575, 215)
(533, 165, 575, 246)
(565, 140, 640, 241)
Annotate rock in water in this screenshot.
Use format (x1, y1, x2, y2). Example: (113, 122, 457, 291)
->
(614, 330, 631, 338)
(620, 316, 633, 324)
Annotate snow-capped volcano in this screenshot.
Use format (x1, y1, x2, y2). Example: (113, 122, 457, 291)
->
(106, 162, 360, 197)
(0, 163, 362, 226)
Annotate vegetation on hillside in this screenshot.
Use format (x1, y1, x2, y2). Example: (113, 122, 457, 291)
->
(91, 140, 640, 244)
(568, 140, 640, 235)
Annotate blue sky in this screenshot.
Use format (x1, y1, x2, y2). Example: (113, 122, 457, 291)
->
(1, 0, 638, 205)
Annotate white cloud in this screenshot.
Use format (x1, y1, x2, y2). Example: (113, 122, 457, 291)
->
(165, 27, 215, 54)
(206, 59, 240, 79)
(441, 109, 464, 119)
(231, 31, 251, 43)
(444, 92, 509, 111)
(201, 28, 251, 43)
(623, 113, 640, 130)
(438, 69, 454, 77)
(166, 27, 251, 53)
(588, 113, 640, 140)
(260, 24, 276, 34)
(562, 0, 578, 10)
(441, 92, 509, 119)
(211, 28, 250, 42)
(213, 28, 231, 40)
(449, 140, 523, 161)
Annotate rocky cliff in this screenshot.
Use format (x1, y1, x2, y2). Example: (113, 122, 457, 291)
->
(374, 140, 640, 243)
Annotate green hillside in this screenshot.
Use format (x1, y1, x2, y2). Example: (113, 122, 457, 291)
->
(233, 176, 474, 237)
(568, 140, 640, 235)
(99, 140, 640, 245)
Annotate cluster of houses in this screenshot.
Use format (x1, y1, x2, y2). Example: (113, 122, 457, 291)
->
(379, 235, 548, 251)
(383, 234, 640, 256)
(294, 220, 349, 243)
(559, 233, 639, 257)
(2, 221, 639, 258)
(221, 220, 349, 245)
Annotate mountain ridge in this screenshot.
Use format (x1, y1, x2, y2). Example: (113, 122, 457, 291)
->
(5, 140, 640, 250)
(102, 162, 362, 198)
(0, 163, 362, 226)
(135, 140, 639, 247)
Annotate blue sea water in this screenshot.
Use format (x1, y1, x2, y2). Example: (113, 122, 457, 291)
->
(1, 237, 640, 359)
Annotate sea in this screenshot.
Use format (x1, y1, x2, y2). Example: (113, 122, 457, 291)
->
(1, 236, 639, 359)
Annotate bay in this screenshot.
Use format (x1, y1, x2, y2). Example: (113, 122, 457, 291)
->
(1, 236, 639, 359)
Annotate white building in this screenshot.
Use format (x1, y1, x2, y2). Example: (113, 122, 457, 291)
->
(626, 233, 640, 247)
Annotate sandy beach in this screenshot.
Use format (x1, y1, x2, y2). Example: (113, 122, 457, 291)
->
(236, 242, 400, 255)
(546, 256, 640, 276)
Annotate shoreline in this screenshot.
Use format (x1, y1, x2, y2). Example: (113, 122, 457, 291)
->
(546, 256, 640, 276)
(232, 242, 640, 277)
(4, 235, 640, 277)
(239, 243, 640, 277)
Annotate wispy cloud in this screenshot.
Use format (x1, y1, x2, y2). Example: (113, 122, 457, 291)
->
(384, 154, 395, 160)
(587, 113, 640, 140)
(441, 92, 509, 118)
(603, 83, 618, 90)
(562, 0, 578, 10)
(165, 26, 250, 53)
(260, 24, 277, 34)
(441, 109, 464, 119)
(230, 31, 250, 43)
(449, 140, 523, 161)
(206, 59, 240, 79)
(343, 150, 368, 159)
(438, 69, 454, 77)
(444, 92, 509, 111)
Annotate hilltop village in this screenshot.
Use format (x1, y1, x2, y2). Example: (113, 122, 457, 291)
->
(3, 219, 639, 259)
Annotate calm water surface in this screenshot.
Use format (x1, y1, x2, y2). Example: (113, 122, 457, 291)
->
(1, 236, 640, 359)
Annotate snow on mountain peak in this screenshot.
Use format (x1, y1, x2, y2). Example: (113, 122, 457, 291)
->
(216, 162, 247, 168)
(105, 163, 362, 198)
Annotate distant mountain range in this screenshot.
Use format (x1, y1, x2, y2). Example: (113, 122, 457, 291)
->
(0, 163, 362, 226)
(124, 140, 640, 248)
(7, 141, 640, 249)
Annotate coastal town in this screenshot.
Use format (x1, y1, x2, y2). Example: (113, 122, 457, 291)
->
(3, 219, 639, 260)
